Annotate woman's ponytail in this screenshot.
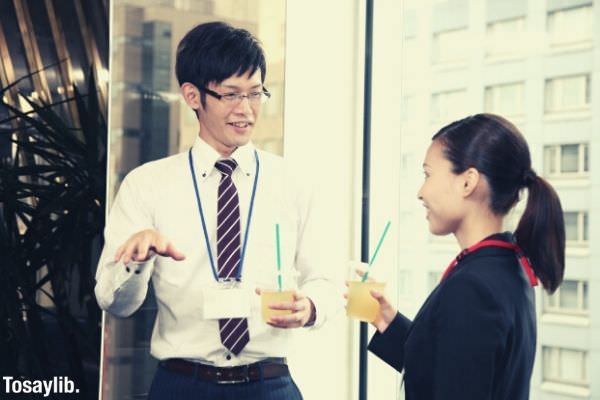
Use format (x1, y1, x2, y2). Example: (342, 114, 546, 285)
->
(515, 173, 565, 293)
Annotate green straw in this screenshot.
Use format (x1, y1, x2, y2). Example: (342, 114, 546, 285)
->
(362, 221, 391, 282)
(276, 224, 282, 292)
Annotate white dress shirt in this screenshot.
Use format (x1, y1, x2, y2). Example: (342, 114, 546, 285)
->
(95, 136, 338, 366)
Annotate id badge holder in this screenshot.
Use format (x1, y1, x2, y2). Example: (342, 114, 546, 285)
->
(202, 279, 252, 319)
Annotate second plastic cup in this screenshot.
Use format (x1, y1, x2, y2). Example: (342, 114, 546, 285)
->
(346, 281, 386, 322)
(261, 290, 294, 323)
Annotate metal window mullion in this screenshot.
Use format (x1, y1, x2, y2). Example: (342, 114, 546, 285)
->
(585, 74, 591, 105)
(583, 281, 588, 311)
(577, 280, 584, 311)
(557, 144, 563, 175)
(578, 211, 584, 243)
(0, 18, 19, 103)
(552, 79, 560, 111)
(44, 0, 80, 127)
(581, 351, 588, 384)
(73, 0, 107, 119)
(584, 143, 589, 173)
(0, 17, 22, 161)
(557, 347, 564, 380)
(13, 0, 50, 103)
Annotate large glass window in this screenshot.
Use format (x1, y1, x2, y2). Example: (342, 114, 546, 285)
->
(484, 82, 525, 117)
(432, 28, 468, 65)
(397, 270, 412, 298)
(0, 1, 34, 95)
(543, 346, 588, 387)
(372, 2, 598, 399)
(564, 211, 589, 246)
(428, 271, 441, 292)
(431, 89, 467, 124)
(544, 143, 590, 177)
(545, 74, 591, 114)
(544, 280, 589, 315)
(547, 5, 593, 47)
(51, 0, 90, 88)
(486, 17, 526, 59)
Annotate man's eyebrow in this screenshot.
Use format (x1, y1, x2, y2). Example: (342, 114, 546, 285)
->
(220, 84, 262, 90)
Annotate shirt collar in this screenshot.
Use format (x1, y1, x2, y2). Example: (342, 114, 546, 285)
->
(192, 135, 256, 180)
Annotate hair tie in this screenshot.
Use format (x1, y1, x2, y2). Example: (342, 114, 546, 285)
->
(523, 169, 537, 187)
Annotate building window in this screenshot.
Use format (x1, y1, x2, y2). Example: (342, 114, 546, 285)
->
(403, 38, 421, 84)
(544, 280, 588, 315)
(398, 270, 412, 297)
(545, 74, 590, 114)
(432, 28, 468, 64)
(544, 143, 589, 177)
(264, 83, 283, 117)
(400, 152, 414, 172)
(484, 82, 524, 117)
(428, 271, 441, 292)
(543, 347, 588, 387)
(401, 95, 415, 122)
(486, 17, 526, 58)
(547, 5, 593, 47)
(564, 211, 589, 246)
(431, 89, 467, 123)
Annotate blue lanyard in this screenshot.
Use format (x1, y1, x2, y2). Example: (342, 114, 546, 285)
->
(188, 148, 260, 281)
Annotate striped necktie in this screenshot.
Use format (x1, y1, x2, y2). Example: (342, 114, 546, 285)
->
(214, 159, 250, 355)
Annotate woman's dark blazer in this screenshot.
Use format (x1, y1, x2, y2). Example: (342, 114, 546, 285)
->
(368, 233, 537, 400)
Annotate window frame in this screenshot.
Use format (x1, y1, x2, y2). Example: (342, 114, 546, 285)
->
(543, 346, 588, 387)
(543, 279, 589, 316)
(544, 143, 590, 178)
(563, 211, 589, 247)
(430, 88, 467, 123)
(432, 27, 469, 65)
(486, 16, 526, 59)
(484, 81, 525, 118)
(547, 5, 593, 47)
(544, 74, 591, 114)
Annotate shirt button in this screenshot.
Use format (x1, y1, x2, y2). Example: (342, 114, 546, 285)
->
(226, 354, 232, 361)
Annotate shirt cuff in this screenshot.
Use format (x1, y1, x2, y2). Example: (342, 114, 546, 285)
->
(303, 297, 317, 327)
(112, 254, 157, 288)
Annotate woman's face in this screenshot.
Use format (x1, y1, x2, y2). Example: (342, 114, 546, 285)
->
(417, 140, 467, 236)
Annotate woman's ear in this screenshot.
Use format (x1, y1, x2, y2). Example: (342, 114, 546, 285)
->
(462, 167, 481, 197)
(181, 82, 201, 110)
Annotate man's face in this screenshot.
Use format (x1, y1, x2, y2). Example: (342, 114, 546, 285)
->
(197, 69, 263, 155)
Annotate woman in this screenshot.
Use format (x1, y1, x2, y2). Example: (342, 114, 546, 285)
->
(366, 114, 565, 399)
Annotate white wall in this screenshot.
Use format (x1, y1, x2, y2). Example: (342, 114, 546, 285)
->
(283, 1, 363, 399)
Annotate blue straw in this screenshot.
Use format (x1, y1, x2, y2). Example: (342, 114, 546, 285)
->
(362, 221, 391, 282)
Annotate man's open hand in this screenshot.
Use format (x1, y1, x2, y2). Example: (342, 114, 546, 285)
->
(114, 229, 186, 264)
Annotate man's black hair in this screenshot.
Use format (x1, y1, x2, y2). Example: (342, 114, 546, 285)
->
(176, 21, 267, 99)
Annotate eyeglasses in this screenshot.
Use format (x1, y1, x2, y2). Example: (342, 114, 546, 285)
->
(201, 87, 271, 105)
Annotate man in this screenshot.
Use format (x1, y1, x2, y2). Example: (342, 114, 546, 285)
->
(95, 21, 336, 399)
